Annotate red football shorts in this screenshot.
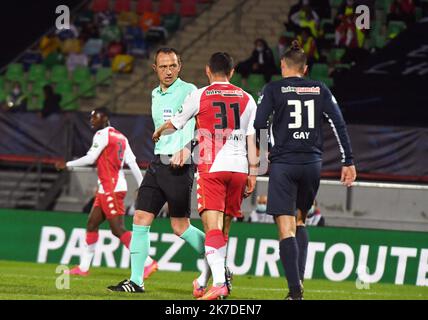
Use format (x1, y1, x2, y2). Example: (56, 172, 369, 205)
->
(93, 191, 126, 220)
(196, 171, 248, 218)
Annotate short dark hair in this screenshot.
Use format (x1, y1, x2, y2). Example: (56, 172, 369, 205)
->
(281, 40, 307, 71)
(93, 107, 111, 118)
(154, 47, 181, 65)
(208, 52, 234, 76)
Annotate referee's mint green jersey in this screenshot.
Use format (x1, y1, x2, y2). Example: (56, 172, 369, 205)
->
(151, 78, 197, 155)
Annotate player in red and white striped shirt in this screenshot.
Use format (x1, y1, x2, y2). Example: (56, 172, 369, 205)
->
(56, 107, 156, 279)
(153, 53, 259, 300)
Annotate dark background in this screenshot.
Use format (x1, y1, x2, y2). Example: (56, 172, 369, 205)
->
(0, 0, 84, 69)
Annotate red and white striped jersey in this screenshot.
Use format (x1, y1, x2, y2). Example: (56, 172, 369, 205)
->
(67, 126, 141, 194)
(171, 82, 257, 174)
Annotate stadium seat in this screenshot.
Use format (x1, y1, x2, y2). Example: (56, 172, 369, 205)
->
(43, 51, 65, 70)
(75, 10, 94, 27)
(136, 0, 153, 15)
(5, 63, 24, 82)
(112, 54, 134, 73)
(100, 25, 122, 43)
(27, 64, 47, 82)
(328, 48, 346, 64)
(271, 75, 283, 82)
(388, 21, 406, 39)
(117, 11, 139, 28)
(159, 0, 176, 15)
(27, 93, 44, 111)
(230, 73, 242, 87)
(72, 66, 91, 84)
(55, 80, 74, 96)
(92, 0, 109, 12)
(107, 41, 125, 58)
(31, 79, 49, 96)
(96, 67, 113, 86)
(162, 14, 181, 33)
(330, 0, 342, 9)
(416, 7, 423, 21)
(114, 0, 131, 13)
(50, 65, 68, 83)
(139, 12, 162, 32)
(61, 39, 81, 55)
(245, 74, 265, 95)
(83, 38, 103, 56)
(376, 0, 394, 11)
(78, 79, 96, 98)
(60, 92, 79, 111)
(180, 0, 197, 17)
(0, 88, 6, 103)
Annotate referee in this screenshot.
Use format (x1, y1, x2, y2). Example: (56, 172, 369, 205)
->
(254, 41, 357, 300)
(108, 48, 209, 293)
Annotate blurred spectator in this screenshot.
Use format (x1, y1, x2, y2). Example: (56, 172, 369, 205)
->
(235, 38, 279, 83)
(335, 14, 365, 49)
(289, 0, 320, 37)
(107, 41, 125, 59)
(100, 22, 122, 44)
(89, 50, 111, 74)
(388, 0, 416, 25)
(337, 0, 356, 23)
(43, 49, 65, 70)
(95, 10, 117, 27)
(20, 47, 43, 72)
(66, 52, 89, 72)
(39, 32, 61, 58)
(41, 85, 61, 118)
(56, 23, 79, 41)
(79, 22, 100, 43)
(248, 195, 274, 223)
(5, 82, 27, 112)
(297, 27, 319, 64)
(83, 38, 103, 57)
(305, 201, 325, 226)
(310, 0, 331, 19)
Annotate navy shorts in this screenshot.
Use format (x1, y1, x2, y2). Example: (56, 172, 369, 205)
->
(267, 161, 322, 216)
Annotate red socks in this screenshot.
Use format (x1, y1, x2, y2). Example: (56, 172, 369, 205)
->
(86, 231, 99, 245)
(120, 231, 132, 249)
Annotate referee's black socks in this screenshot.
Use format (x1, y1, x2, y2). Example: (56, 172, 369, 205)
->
(296, 225, 309, 282)
(279, 237, 301, 294)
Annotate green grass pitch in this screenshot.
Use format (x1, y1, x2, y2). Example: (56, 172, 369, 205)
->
(1, 260, 427, 300)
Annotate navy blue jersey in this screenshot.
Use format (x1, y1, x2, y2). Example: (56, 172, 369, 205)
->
(254, 76, 353, 165)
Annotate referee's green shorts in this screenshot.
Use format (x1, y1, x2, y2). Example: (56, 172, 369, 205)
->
(136, 155, 194, 217)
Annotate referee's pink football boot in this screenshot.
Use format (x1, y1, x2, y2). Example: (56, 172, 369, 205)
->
(198, 283, 229, 300)
(143, 260, 158, 279)
(192, 279, 207, 298)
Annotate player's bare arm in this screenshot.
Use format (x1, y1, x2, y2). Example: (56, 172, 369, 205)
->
(245, 133, 259, 198)
(152, 120, 176, 142)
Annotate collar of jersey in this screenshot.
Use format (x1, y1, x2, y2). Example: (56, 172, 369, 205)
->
(210, 81, 230, 85)
(156, 77, 182, 95)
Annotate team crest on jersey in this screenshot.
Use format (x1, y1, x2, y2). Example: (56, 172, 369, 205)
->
(281, 86, 320, 95)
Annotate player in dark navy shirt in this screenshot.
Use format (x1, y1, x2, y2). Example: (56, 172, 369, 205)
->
(254, 40, 357, 300)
